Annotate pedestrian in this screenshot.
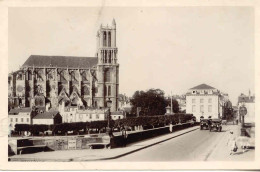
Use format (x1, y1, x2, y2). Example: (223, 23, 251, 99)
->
(169, 122, 173, 133)
(122, 127, 128, 147)
(227, 131, 238, 155)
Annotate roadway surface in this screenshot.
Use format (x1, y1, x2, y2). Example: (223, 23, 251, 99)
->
(112, 125, 254, 161)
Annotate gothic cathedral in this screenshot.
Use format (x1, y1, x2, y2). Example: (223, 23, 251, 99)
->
(8, 19, 119, 112)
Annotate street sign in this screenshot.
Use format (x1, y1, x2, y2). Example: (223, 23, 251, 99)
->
(239, 106, 247, 116)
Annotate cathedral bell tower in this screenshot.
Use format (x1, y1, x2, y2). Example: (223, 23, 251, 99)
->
(95, 19, 119, 112)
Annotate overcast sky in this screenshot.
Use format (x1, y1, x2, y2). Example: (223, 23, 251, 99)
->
(8, 7, 254, 104)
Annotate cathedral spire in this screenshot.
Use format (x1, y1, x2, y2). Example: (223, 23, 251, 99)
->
(112, 18, 116, 28)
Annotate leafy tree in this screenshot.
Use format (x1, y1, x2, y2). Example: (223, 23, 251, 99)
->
(223, 101, 234, 121)
(166, 98, 180, 113)
(130, 88, 168, 116)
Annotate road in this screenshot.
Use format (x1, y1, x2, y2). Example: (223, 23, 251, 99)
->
(112, 125, 254, 161)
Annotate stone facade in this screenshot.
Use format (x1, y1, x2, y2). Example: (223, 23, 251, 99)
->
(8, 107, 32, 131)
(8, 19, 119, 112)
(186, 84, 227, 121)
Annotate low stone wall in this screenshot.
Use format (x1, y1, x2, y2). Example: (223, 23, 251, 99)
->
(8, 134, 110, 155)
(8, 122, 196, 155)
(111, 122, 195, 148)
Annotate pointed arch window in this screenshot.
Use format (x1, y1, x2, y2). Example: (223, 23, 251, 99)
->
(108, 32, 111, 47)
(104, 51, 107, 63)
(108, 86, 111, 96)
(105, 71, 110, 82)
(104, 85, 107, 96)
(103, 32, 107, 47)
(108, 51, 111, 63)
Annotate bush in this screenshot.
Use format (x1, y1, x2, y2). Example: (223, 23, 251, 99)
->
(15, 124, 30, 132)
(13, 113, 194, 136)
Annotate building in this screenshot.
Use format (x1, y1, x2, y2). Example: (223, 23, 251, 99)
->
(8, 19, 119, 112)
(111, 111, 125, 120)
(32, 111, 62, 125)
(237, 92, 255, 124)
(8, 107, 32, 131)
(186, 84, 225, 121)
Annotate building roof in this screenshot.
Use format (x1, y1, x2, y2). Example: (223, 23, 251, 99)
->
(190, 84, 216, 90)
(33, 111, 59, 119)
(9, 107, 32, 115)
(22, 55, 98, 69)
(238, 95, 255, 103)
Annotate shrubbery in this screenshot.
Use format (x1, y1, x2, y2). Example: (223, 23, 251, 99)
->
(14, 113, 193, 135)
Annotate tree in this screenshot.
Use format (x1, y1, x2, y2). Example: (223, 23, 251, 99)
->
(166, 98, 180, 113)
(223, 101, 234, 121)
(130, 88, 168, 116)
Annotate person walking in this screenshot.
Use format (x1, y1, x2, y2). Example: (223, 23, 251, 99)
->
(227, 131, 238, 155)
(121, 127, 128, 147)
(169, 122, 173, 133)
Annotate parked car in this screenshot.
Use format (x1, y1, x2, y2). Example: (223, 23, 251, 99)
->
(200, 119, 209, 130)
(209, 119, 222, 132)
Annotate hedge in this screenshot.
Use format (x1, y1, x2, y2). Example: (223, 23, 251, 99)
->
(14, 113, 194, 134)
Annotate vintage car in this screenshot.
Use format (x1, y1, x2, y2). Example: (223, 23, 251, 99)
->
(209, 119, 222, 132)
(200, 119, 210, 130)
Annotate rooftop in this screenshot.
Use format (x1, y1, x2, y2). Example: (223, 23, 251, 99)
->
(22, 55, 98, 69)
(190, 84, 216, 90)
(33, 111, 59, 119)
(238, 95, 255, 103)
(9, 107, 32, 115)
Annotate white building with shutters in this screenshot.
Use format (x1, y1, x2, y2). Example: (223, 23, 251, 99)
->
(186, 84, 225, 121)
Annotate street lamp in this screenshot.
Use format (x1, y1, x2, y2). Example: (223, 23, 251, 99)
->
(106, 98, 112, 136)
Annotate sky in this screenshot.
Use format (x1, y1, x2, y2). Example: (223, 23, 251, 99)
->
(8, 7, 254, 105)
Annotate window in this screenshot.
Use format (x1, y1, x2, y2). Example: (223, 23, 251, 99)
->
(79, 114, 83, 120)
(192, 91, 196, 94)
(27, 118, 29, 122)
(103, 32, 107, 46)
(200, 99, 204, 103)
(89, 114, 92, 119)
(21, 118, 23, 122)
(192, 99, 196, 103)
(108, 32, 111, 47)
(108, 86, 111, 96)
(15, 118, 18, 122)
(200, 105, 204, 113)
(96, 114, 99, 119)
(208, 105, 212, 112)
(192, 105, 196, 112)
(105, 71, 110, 82)
(10, 118, 13, 122)
(108, 52, 111, 63)
(208, 98, 212, 103)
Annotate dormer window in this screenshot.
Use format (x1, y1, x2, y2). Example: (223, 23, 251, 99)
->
(192, 91, 196, 94)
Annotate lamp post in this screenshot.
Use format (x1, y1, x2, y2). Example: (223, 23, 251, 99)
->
(106, 98, 112, 136)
